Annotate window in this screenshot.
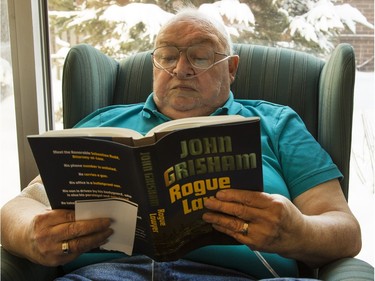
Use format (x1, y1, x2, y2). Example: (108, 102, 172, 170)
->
(0, 0, 20, 206)
(47, 1, 373, 128)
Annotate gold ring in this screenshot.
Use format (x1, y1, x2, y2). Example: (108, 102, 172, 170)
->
(241, 222, 249, 235)
(62, 241, 70, 254)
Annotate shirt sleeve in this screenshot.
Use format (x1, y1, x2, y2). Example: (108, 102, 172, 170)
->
(273, 106, 343, 199)
(20, 176, 51, 207)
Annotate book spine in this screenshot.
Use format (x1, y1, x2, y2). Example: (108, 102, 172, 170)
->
(131, 146, 161, 258)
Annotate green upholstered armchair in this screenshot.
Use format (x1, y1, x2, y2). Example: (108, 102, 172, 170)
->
(2, 43, 374, 280)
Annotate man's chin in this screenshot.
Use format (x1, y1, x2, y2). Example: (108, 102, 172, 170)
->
(169, 95, 200, 110)
(163, 104, 215, 119)
(171, 92, 198, 100)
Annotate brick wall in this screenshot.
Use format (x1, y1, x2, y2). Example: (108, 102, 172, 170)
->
(339, 0, 374, 71)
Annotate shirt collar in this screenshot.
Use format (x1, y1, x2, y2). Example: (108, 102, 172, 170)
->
(142, 91, 243, 119)
(211, 92, 244, 115)
(142, 94, 170, 121)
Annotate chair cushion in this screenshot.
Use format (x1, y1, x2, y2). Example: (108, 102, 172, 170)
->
(231, 44, 324, 137)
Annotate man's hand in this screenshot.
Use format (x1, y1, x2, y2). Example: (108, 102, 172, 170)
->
(203, 180, 361, 267)
(202, 189, 303, 255)
(27, 209, 113, 266)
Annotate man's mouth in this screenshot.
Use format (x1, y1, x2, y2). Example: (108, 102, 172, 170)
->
(172, 84, 196, 91)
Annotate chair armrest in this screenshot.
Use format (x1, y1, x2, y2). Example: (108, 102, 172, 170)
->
(318, 257, 374, 281)
(1, 247, 63, 281)
(318, 43, 356, 199)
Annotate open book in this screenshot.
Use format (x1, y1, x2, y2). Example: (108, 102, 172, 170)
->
(28, 115, 263, 261)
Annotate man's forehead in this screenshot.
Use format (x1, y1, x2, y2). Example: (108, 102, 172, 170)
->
(156, 23, 220, 47)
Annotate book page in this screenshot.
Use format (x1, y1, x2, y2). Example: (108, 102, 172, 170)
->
(37, 127, 144, 139)
(146, 115, 256, 136)
(75, 198, 138, 255)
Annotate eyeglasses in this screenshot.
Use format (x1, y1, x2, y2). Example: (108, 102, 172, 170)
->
(151, 45, 230, 71)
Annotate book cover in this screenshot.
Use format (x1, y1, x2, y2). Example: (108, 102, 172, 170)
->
(28, 117, 263, 261)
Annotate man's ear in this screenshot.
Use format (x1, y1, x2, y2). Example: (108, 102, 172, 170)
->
(228, 55, 239, 84)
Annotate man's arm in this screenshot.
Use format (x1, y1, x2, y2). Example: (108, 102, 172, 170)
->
(203, 179, 361, 268)
(290, 179, 361, 267)
(1, 178, 113, 266)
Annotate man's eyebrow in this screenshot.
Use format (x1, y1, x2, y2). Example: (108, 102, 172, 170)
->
(157, 39, 214, 47)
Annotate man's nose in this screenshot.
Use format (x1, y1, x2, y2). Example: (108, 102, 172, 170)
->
(172, 52, 195, 78)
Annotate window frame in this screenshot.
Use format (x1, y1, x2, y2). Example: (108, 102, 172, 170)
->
(7, 0, 53, 188)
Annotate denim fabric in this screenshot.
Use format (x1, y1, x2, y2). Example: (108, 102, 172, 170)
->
(56, 256, 320, 281)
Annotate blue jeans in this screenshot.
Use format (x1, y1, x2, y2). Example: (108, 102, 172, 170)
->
(56, 255, 320, 281)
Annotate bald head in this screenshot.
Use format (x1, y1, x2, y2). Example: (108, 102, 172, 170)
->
(155, 8, 233, 55)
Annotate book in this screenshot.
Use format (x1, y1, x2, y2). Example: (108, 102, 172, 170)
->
(28, 115, 263, 261)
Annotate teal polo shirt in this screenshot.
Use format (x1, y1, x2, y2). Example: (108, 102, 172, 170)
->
(75, 92, 342, 278)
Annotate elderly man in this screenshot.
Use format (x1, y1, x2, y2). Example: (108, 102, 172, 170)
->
(1, 7, 361, 281)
